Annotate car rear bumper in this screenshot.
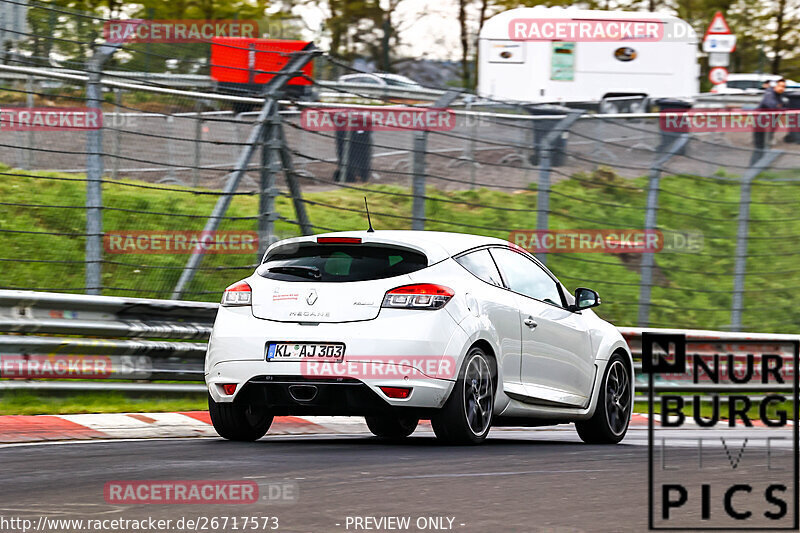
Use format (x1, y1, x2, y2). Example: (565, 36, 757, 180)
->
(205, 306, 467, 409)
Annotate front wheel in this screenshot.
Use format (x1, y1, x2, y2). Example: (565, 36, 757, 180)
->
(208, 393, 273, 441)
(575, 355, 632, 444)
(365, 416, 419, 440)
(431, 347, 495, 445)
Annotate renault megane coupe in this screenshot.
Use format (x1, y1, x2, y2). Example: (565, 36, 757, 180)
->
(206, 230, 633, 445)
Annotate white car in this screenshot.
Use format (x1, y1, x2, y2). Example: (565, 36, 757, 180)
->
(711, 73, 798, 94)
(337, 73, 422, 89)
(206, 230, 633, 445)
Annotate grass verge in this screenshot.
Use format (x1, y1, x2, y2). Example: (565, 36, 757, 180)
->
(0, 390, 207, 415)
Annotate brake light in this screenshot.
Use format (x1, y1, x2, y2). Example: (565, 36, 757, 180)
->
(317, 237, 362, 244)
(380, 386, 412, 399)
(221, 280, 252, 307)
(381, 283, 454, 310)
(221, 383, 237, 395)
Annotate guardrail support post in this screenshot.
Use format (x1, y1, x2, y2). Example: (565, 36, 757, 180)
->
(535, 111, 581, 265)
(411, 90, 461, 231)
(637, 134, 690, 327)
(730, 149, 782, 331)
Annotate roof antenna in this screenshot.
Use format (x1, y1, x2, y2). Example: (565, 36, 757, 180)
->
(364, 197, 375, 233)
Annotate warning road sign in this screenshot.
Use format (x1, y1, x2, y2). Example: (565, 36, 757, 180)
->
(705, 11, 731, 36)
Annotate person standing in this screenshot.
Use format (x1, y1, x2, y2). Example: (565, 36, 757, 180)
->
(751, 78, 787, 165)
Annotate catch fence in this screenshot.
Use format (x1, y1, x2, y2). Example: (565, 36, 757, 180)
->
(1, 1, 800, 334)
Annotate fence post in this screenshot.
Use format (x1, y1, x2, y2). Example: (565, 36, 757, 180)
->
(277, 127, 312, 236)
(84, 45, 119, 295)
(637, 134, 690, 327)
(411, 131, 427, 230)
(171, 43, 319, 299)
(730, 149, 781, 330)
(111, 88, 121, 180)
(165, 115, 176, 182)
(534, 110, 581, 265)
(193, 102, 202, 187)
(339, 129, 352, 183)
(24, 75, 34, 169)
(411, 90, 461, 231)
(257, 108, 281, 258)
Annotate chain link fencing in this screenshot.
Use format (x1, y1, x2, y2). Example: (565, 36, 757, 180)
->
(1, 1, 800, 334)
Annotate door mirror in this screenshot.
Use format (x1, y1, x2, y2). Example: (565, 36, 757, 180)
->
(573, 287, 600, 311)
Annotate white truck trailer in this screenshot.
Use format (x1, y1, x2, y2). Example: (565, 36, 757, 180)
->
(478, 7, 699, 108)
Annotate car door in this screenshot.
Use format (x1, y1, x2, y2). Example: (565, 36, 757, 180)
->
(454, 249, 523, 389)
(489, 247, 595, 408)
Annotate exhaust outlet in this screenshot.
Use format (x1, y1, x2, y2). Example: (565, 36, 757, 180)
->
(288, 384, 318, 402)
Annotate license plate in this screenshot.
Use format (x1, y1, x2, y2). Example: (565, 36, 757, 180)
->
(266, 342, 345, 362)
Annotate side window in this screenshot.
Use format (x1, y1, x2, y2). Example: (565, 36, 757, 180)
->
(351, 76, 380, 85)
(490, 248, 563, 306)
(455, 249, 503, 287)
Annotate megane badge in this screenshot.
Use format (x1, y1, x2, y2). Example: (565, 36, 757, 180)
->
(306, 290, 318, 305)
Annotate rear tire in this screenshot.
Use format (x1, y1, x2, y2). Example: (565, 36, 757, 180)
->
(365, 416, 418, 439)
(208, 393, 273, 441)
(431, 347, 495, 445)
(576, 354, 632, 444)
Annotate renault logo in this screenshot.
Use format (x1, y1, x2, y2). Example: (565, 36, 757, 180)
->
(306, 290, 318, 305)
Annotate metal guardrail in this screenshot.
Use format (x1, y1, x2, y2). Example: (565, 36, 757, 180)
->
(0, 66, 762, 108)
(0, 291, 795, 393)
(0, 68, 214, 89)
(0, 290, 215, 384)
(316, 80, 450, 103)
(693, 93, 763, 108)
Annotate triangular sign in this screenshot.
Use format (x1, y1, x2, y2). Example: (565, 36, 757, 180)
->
(706, 11, 731, 35)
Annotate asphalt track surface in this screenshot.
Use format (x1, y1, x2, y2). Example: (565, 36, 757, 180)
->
(2, 424, 796, 533)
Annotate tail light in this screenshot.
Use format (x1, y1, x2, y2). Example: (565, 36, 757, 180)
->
(380, 386, 412, 399)
(381, 283, 454, 310)
(221, 280, 252, 307)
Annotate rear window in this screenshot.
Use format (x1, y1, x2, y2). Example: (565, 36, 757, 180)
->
(257, 244, 428, 282)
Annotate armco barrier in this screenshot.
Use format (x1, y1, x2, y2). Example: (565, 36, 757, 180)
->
(0, 290, 796, 393)
(0, 290, 215, 384)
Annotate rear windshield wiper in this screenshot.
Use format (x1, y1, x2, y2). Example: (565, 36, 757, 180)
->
(266, 265, 322, 280)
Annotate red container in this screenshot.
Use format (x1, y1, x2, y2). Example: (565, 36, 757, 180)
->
(210, 38, 313, 86)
